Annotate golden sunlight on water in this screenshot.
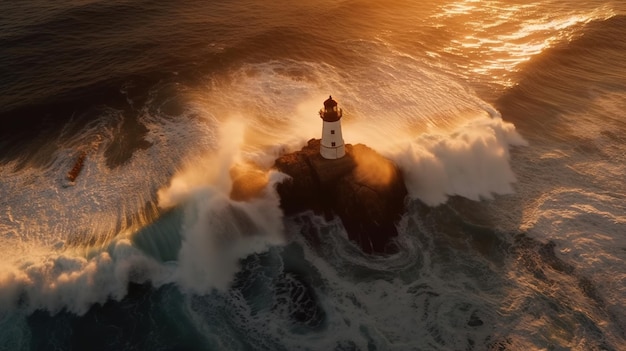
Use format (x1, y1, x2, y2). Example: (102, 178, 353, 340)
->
(433, 0, 615, 86)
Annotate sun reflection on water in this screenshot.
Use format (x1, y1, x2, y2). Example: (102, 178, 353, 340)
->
(433, 0, 615, 86)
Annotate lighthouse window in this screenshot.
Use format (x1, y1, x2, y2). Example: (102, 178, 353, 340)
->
(331, 130, 335, 135)
(331, 142, 336, 147)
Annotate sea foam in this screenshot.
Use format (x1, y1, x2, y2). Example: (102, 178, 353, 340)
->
(156, 118, 287, 293)
(391, 115, 528, 206)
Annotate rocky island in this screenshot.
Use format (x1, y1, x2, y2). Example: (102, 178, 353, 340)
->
(231, 96, 408, 255)
(273, 138, 407, 254)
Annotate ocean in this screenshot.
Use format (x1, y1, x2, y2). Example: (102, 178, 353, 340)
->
(1, 1, 625, 350)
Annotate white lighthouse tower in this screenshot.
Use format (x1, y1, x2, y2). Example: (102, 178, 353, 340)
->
(319, 96, 345, 159)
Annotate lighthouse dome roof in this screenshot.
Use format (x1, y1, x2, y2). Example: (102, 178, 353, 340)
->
(320, 96, 342, 122)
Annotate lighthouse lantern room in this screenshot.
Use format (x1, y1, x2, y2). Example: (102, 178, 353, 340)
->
(319, 96, 345, 159)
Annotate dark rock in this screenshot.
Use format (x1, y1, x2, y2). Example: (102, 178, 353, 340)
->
(468, 312, 484, 327)
(273, 139, 407, 254)
(67, 151, 87, 182)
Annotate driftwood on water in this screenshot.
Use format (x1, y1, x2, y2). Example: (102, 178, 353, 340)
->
(67, 151, 87, 182)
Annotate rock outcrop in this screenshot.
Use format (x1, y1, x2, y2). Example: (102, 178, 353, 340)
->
(67, 151, 87, 182)
(273, 139, 407, 254)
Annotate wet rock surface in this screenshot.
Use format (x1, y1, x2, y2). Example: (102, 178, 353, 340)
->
(273, 139, 407, 255)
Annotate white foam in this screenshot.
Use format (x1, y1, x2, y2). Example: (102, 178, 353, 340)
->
(0, 98, 220, 314)
(520, 187, 626, 312)
(0, 240, 172, 315)
(0, 54, 528, 319)
(391, 115, 527, 206)
(155, 118, 287, 293)
(207, 58, 529, 211)
(261, 216, 501, 350)
(174, 172, 287, 294)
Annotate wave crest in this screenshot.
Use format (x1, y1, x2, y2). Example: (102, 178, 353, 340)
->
(393, 115, 527, 206)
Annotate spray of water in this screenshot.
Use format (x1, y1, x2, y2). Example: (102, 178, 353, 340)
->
(0, 116, 288, 314)
(0, 240, 170, 315)
(156, 117, 286, 293)
(0, 57, 528, 315)
(391, 115, 527, 206)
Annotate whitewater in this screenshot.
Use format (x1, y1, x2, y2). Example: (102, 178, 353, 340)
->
(1, 1, 625, 350)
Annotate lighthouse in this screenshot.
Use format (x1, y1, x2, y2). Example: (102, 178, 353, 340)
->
(319, 96, 345, 159)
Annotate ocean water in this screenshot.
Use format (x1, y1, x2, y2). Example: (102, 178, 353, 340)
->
(1, 1, 625, 350)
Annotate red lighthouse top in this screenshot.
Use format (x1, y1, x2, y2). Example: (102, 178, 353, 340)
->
(320, 95, 342, 122)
